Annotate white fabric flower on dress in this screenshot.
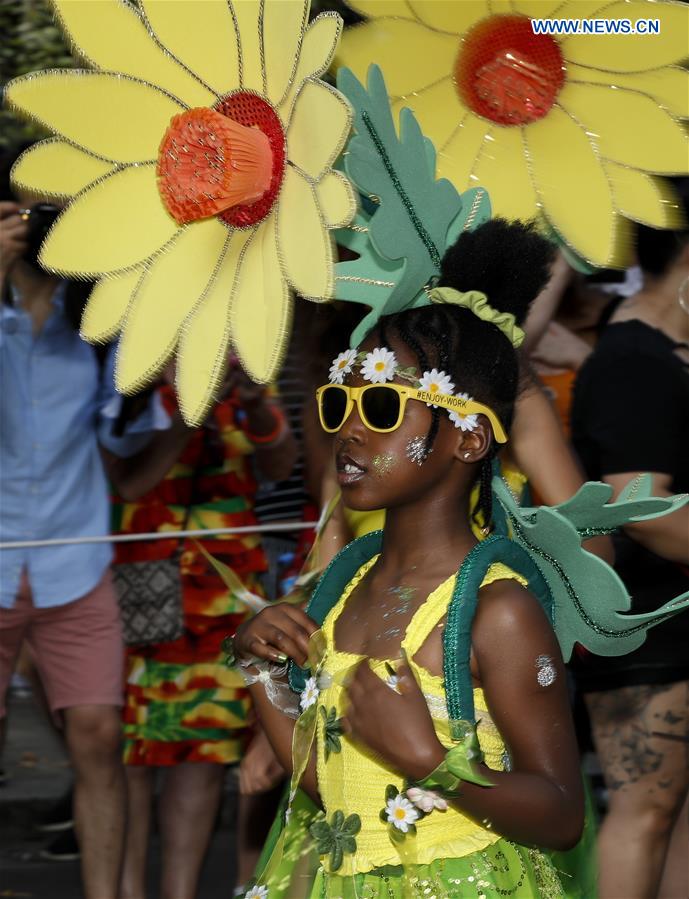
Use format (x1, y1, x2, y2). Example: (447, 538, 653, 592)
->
(299, 676, 320, 711)
(328, 349, 358, 384)
(448, 392, 479, 432)
(406, 786, 449, 814)
(385, 793, 419, 832)
(244, 886, 268, 899)
(360, 347, 397, 383)
(419, 369, 455, 407)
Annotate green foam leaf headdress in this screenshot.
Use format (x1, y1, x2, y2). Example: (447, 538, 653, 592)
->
(335, 64, 491, 347)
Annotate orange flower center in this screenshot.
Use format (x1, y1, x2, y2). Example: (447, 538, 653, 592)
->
(454, 14, 565, 126)
(375, 361, 386, 371)
(157, 92, 286, 228)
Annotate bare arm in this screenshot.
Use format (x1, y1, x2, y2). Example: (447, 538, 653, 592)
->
(234, 602, 323, 801)
(603, 471, 689, 563)
(243, 397, 298, 483)
(464, 582, 584, 849)
(511, 380, 614, 563)
(103, 408, 193, 501)
(521, 252, 573, 353)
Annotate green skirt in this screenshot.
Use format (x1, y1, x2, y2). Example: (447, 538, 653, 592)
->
(254, 789, 596, 899)
(312, 840, 564, 898)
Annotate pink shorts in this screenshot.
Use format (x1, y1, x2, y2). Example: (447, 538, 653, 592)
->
(0, 568, 124, 720)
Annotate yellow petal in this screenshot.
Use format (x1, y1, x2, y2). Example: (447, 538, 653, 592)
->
(80, 268, 144, 343)
(176, 230, 253, 425)
(513, 0, 571, 15)
(263, 0, 309, 106)
(407, 1, 487, 34)
(280, 13, 342, 118)
(560, 1, 689, 71)
(51, 0, 214, 107)
(486, 0, 513, 15)
(39, 165, 179, 277)
(317, 171, 357, 228)
(5, 71, 183, 163)
(11, 138, 114, 199)
(472, 129, 540, 221)
(392, 78, 465, 162)
(605, 161, 685, 229)
(335, 19, 458, 97)
(140, 0, 240, 96)
(567, 63, 689, 120)
(288, 79, 352, 179)
(347, 1, 414, 18)
(230, 215, 291, 384)
(232, 0, 263, 93)
(116, 219, 229, 393)
(436, 112, 490, 191)
(277, 167, 333, 300)
(558, 82, 689, 174)
(525, 106, 618, 266)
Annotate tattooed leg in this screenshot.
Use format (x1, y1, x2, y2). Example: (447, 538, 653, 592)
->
(658, 783, 689, 899)
(585, 681, 689, 899)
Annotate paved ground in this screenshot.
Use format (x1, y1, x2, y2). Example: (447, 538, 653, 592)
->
(0, 692, 239, 899)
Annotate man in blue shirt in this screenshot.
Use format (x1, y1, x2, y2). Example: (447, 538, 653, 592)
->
(0, 180, 165, 897)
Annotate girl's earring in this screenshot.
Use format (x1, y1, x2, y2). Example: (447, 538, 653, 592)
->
(679, 275, 689, 317)
(463, 452, 471, 459)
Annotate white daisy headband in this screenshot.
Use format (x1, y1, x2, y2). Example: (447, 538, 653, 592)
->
(328, 346, 478, 433)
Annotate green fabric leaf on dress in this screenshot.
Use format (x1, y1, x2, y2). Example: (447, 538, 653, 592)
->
(320, 705, 344, 761)
(309, 810, 361, 872)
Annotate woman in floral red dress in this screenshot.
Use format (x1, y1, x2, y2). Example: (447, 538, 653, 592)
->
(110, 369, 296, 899)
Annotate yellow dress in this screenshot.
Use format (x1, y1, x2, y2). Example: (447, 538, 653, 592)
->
(310, 557, 565, 898)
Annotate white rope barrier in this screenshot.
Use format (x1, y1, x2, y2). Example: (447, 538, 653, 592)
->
(0, 520, 318, 551)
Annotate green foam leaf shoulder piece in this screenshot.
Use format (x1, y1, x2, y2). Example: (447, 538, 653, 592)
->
(545, 475, 689, 535)
(493, 477, 689, 661)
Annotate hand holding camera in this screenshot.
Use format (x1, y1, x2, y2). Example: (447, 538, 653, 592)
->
(0, 201, 61, 283)
(0, 202, 29, 281)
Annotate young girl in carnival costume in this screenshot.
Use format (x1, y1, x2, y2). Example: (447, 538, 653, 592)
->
(225, 64, 689, 898)
(230, 229, 689, 899)
(7, 2, 688, 894)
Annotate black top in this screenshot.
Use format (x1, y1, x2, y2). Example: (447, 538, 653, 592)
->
(571, 320, 689, 689)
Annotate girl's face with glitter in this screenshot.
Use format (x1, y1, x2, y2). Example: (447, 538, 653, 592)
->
(332, 333, 492, 512)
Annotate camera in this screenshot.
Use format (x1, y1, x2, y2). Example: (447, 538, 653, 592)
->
(18, 203, 61, 267)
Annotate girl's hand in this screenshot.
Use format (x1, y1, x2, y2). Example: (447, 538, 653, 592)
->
(234, 603, 319, 667)
(342, 661, 445, 781)
(239, 729, 285, 795)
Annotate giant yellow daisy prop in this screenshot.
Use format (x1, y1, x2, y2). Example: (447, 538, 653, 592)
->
(337, 0, 689, 267)
(6, 0, 355, 424)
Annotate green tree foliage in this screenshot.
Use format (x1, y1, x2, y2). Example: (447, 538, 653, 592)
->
(0, 0, 73, 151)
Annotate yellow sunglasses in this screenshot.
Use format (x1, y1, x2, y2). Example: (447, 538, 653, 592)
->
(316, 383, 507, 443)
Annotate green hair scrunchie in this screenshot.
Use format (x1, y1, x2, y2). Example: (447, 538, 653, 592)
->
(427, 287, 525, 348)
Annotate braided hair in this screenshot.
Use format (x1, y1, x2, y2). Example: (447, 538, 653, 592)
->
(374, 218, 555, 530)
